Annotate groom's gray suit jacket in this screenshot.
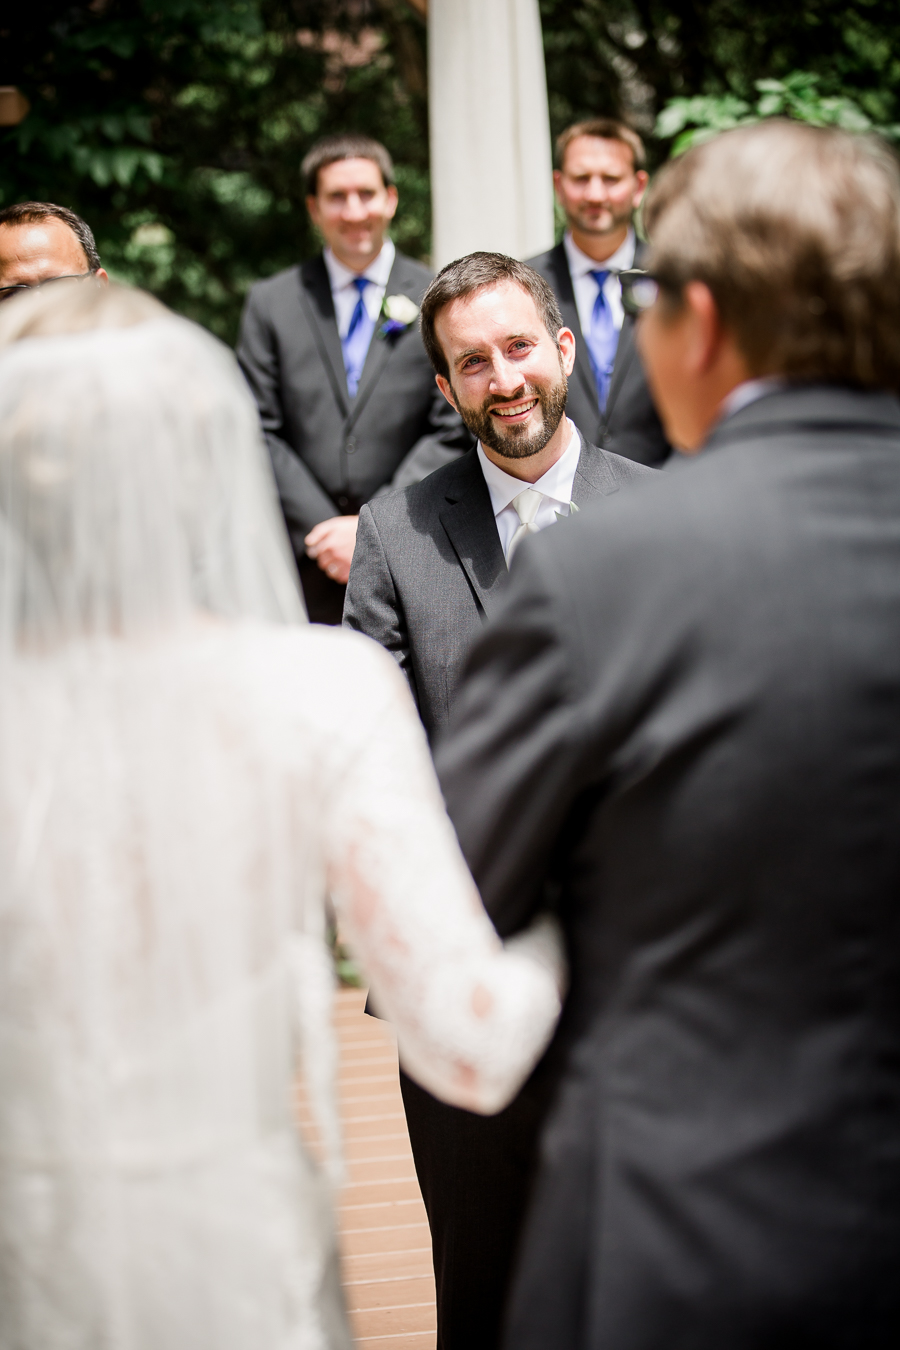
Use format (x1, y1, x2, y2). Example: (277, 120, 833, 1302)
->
(343, 435, 654, 742)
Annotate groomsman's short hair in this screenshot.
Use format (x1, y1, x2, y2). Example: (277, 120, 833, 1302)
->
(420, 253, 564, 379)
(556, 119, 646, 172)
(302, 135, 395, 196)
(643, 119, 900, 392)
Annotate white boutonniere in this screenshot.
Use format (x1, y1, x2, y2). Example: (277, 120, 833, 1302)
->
(379, 292, 420, 337)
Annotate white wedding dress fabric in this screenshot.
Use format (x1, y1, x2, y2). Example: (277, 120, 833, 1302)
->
(0, 294, 564, 1350)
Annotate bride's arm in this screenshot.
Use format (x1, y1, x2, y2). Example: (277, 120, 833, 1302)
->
(324, 640, 565, 1116)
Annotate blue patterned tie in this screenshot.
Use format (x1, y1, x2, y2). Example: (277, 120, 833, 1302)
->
(585, 269, 619, 412)
(342, 276, 375, 398)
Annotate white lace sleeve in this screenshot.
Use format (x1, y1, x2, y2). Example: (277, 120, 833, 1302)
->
(324, 638, 565, 1115)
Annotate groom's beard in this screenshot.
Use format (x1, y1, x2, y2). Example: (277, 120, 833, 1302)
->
(453, 370, 568, 461)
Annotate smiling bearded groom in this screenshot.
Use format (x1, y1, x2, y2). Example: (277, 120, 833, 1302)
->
(344, 252, 654, 1348)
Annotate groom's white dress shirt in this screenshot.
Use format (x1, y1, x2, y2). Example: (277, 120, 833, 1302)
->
(324, 239, 396, 339)
(477, 418, 581, 561)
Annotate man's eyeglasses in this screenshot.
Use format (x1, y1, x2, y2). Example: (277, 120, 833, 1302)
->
(0, 271, 98, 304)
(618, 269, 665, 318)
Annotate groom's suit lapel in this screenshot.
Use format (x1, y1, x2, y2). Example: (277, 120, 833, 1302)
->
(438, 451, 507, 618)
(572, 432, 623, 506)
(437, 437, 618, 615)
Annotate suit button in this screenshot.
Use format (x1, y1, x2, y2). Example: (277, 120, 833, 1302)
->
(337, 495, 349, 509)
(345, 437, 357, 454)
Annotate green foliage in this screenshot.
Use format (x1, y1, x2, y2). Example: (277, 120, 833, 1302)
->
(656, 71, 897, 154)
(539, 2, 900, 166)
(4, 2, 900, 338)
(1, 1, 429, 341)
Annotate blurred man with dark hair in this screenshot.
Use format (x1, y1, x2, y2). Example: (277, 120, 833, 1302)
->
(0, 202, 108, 302)
(528, 118, 671, 466)
(437, 120, 900, 1348)
(237, 133, 470, 623)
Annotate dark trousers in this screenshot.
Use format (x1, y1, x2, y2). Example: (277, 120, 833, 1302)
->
(399, 1068, 553, 1350)
(297, 554, 346, 626)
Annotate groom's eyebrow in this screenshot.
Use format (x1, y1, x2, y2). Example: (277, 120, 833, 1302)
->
(455, 332, 533, 364)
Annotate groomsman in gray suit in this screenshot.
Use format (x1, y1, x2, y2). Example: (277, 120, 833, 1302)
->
(344, 252, 653, 1347)
(528, 118, 671, 466)
(237, 134, 470, 623)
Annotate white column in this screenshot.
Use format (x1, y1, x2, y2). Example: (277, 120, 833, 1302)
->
(428, 0, 555, 269)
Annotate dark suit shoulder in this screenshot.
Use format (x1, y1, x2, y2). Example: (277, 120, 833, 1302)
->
(368, 447, 481, 526)
(525, 242, 568, 280)
(595, 444, 657, 484)
(388, 251, 434, 289)
(245, 262, 305, 305)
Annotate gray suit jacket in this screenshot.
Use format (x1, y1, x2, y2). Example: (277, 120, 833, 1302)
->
(435, 385, 900, 1349)
(343, 435, 654, 741)
(236, 249, 472, 551)
(527, 241, 671, 467)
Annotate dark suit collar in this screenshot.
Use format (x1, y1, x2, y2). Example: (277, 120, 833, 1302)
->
(604, 238, 648, 422)
(438, 449, 507, 616)
(571, 428, 624, 503)
(550, 232, 649, 426)
(297, 256, 350, 417)
(545, 242, 598, 412)
(350, 252, 422, 425)
(436, 434, 619, 614)
(703, 383, 900, 455)
(298, 249, 424, 428)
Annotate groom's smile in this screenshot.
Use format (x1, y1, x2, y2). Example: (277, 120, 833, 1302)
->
(433, 277, 576, 473)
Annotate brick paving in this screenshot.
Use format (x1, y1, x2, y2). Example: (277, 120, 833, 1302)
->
(297, 986, 437, 1349)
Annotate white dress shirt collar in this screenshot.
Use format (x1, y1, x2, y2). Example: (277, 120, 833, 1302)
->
(718, 376, 786, 425)
(323, 239, 396, 335)
(323, 238, 395, 291)
(563, 228, 635, 282)
(564, 230, 636, 337)
(478, 417, 581, 514)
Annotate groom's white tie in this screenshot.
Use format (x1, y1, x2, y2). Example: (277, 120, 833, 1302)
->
(506, 487, 543, 564)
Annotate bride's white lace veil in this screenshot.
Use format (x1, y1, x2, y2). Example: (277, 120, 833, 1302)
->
(0, 281, 306, 648)
(0, 289, 355, 1344)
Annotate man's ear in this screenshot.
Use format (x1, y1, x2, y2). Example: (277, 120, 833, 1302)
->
(435, 373, 458, 409)
(683, 281, 725, 375)
(557, 327, 577, 377)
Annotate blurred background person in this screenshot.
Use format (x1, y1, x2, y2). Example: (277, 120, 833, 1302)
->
(528, 120, 671, 467)
(0, 201, 109, 300)
(0, 281, 563, 1349)
(437, 120, 900, 1348)
(237, 133, 471, 624)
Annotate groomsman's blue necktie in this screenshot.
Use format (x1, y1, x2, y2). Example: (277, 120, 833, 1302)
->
(342, 276, 376, 398)
(585, 269, 619, 412)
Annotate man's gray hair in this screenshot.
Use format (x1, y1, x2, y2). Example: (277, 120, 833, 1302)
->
(420, 253, 564, 379)
(643, 120, 900, 392)
(0, 201, 101, 271)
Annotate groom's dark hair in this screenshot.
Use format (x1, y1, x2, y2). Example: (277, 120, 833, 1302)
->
(420, 253, 564, 379)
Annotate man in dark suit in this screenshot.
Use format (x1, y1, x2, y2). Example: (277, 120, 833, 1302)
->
(237, 134, 470, 623)
(436, 121, 900, 1349)
(345, 253, 653, 1345)
(528, 118, 671, 466)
